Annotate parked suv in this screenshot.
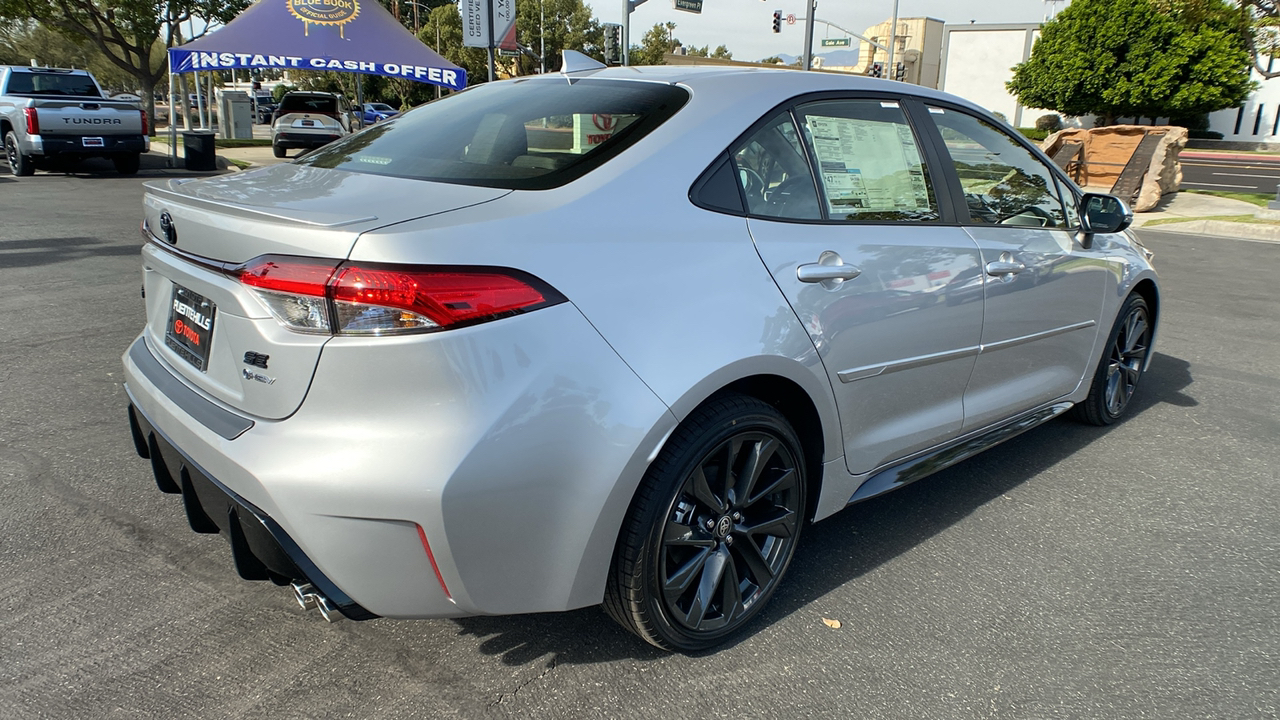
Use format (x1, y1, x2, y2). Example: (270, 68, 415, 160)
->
(270, 91, 356, 158)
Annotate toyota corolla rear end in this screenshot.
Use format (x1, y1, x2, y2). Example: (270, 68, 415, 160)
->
(123, 74, 693, 621)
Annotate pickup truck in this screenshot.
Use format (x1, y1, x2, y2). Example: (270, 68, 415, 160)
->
(1, 65, 149, 176)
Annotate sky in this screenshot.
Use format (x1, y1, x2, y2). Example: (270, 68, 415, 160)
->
(611, 0, 1070, 62)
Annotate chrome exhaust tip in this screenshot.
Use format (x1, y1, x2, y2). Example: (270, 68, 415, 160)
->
(316, 595, 342, 623)
(291, 581, 318, 610)
(290, 581, 344, 622)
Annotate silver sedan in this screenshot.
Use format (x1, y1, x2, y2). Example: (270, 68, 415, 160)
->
(123, 55, 1158, 651)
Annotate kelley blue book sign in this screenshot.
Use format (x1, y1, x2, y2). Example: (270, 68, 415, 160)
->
(169, 0, 467, 90)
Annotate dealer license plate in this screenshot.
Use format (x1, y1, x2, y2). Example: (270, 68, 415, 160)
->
(82, 136, 104, 147)
(300, 119, 316, 127)
(165, 284, 216, 371)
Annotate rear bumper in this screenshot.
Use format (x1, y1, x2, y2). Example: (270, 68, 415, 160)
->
(26, 133, 147, 157)
(273, 132, 340, 149)
(126, 398, 377, 621)
(121, 301, 675, 619)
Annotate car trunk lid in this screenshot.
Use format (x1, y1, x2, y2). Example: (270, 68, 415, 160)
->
(139, 165, 509, 420)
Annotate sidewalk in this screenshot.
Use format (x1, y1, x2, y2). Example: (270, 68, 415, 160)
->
(149, 140, 290, 171)
(1131, 191, 1280, 242)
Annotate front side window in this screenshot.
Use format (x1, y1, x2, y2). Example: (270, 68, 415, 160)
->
(297, 79, 689, 190)
(795, 99, 939, 222)
(927, 106, 1068, 228)
(731, 113, 822, 220)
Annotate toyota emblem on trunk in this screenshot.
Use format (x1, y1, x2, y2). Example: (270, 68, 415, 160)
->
(159, 211, 177, 245)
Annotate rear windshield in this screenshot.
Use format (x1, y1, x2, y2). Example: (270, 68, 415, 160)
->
(296, 78, 690, 190)
(279, 95, 337, 114)
(4, 71, 101, 97)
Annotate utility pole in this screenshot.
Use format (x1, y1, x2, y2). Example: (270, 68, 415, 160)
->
(886, 0, 900, 81)
(802, 0, 817, 70)
(621, 0, 650, 66)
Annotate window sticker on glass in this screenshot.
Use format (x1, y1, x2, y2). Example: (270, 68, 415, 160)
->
(801, 106, 936, 221)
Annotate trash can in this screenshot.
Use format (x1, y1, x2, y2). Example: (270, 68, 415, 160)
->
(183, 130, 217, 171)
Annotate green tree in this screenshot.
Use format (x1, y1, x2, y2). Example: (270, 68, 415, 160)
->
(711, 44, 732, 60)
(630, 22, 675, 65)
(514, 0, 603, 73)
(1008, 0, 1254, 124)
(0, 0, 250, 131)
(1240, 0, 1280, 78)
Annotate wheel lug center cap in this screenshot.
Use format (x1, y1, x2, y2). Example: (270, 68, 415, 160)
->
(714, 515, 734, 539)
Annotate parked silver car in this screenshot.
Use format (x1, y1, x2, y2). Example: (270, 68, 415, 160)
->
(123, 57, 1158, 651)
(270, 90, 356, 158)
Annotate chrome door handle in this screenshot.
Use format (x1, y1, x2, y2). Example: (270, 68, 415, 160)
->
(797, 264, 863, 282)
(985, 260, 1025, 276)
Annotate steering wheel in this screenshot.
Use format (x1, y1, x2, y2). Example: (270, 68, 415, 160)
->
(738, 167, 766, 205)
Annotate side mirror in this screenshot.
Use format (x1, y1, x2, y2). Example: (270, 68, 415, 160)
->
(1076, 193, 1132, 248)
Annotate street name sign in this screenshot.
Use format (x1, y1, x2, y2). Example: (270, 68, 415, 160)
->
(820, 38, 852, 47)
(673, 0, 702, 13)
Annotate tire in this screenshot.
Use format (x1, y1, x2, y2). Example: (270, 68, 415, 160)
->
(113, 153, 140, 175)
(1073, 294, 1152, 426)
(604, 394, 807, 651)
(5, 131, 35, 176)
(272, 144, 286, 158)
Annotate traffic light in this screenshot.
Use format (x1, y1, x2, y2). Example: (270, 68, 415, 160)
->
(894, 62, 906, 81)
(603, 23, 621, 65)
(772, 10, 782, 33)
(870, 62, 882, 78)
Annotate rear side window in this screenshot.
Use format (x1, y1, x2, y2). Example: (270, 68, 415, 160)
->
(297, 78, 689, 190)
(4, 72, 101, 97)
(794, 99, 939, 222)
(280, 95, 338, 114)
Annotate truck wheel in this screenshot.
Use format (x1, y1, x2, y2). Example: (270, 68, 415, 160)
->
(113, 153, 141, 175)
(5, 131, 35, 176)
(272, 144, 286, 159)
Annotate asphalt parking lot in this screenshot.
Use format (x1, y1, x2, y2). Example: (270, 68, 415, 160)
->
(1, 168, 1277, 719)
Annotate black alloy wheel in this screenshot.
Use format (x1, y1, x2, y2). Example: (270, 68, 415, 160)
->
(606, 394, 806, 651)
(5, 131, 34, 176)
(1074, 294, 1152, 425)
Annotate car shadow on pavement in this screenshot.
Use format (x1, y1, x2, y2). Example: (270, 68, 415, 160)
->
(0, 236, 142, 269)
(446, 353, 1196, 665)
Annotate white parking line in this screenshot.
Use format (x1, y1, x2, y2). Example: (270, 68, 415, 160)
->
(1182, 181, 1259, 189)
(1212, 172, 1280, 179)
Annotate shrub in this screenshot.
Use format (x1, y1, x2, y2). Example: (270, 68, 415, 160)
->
(1035, 113, 1063, 132)
(1188, 129, 1225, 139)
(1018, 127, 1050, 141)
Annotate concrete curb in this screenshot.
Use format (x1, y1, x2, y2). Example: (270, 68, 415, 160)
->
(1141, 219, 1280, 243)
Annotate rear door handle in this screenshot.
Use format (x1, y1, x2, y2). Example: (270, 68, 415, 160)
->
(797, 251, 862, 288)
(797, 264, 863, 282)
(985, 261, 1025, 276)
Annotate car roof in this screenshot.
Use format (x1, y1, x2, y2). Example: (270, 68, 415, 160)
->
(3, 66, 92, 75)
(540, 65, 988, 117)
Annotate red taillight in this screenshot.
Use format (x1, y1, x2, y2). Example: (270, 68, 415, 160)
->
(140, 109, 149, 136)
(23, 108, 38, 135)
(330, 265, 549, 329)
(232, 255, 561, 335)
(238, 256, 339, 296)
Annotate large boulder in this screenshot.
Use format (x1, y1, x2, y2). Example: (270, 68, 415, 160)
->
(1041, 125, 1188, 212)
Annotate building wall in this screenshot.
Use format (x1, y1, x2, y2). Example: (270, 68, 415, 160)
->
(1208, 61, 1280, 142)
(939, 24, 1042, 125)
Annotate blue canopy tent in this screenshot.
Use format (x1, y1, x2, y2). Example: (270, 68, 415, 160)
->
(169, 0, 467, 91)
